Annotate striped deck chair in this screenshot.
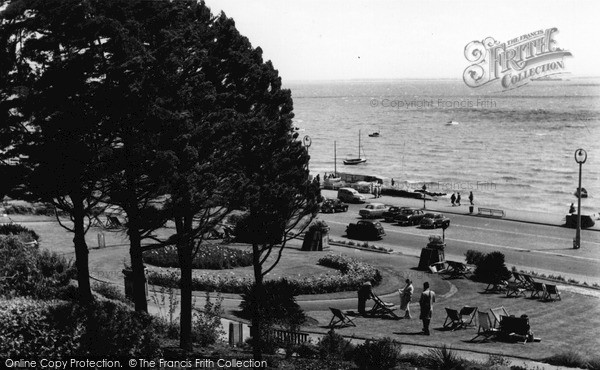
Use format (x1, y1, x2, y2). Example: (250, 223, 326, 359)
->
(329, 308, 357, 328)
(459, 306, 478, 327)
(522, 274, 537, 290)
(470, 311, 499, 342)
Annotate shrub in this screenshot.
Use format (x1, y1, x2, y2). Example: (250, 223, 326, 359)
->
(353, 337, 402, 370)
(2, 202, 59, 216)
(0, 236, 74, 299)
(318, 329, 355, 362)
(543, 350, 591, 369)
(193, 293, 225, 347)
(465, 249, 485, 265)
(424, 346, 466, 369)
(0, 298, 79, 358)
(239, 280, 306, 330)
(92, 282, 130, 304)
(0, 223, 40, 243)
(143, 244, 252, 270)
(473, 251, 511, 284)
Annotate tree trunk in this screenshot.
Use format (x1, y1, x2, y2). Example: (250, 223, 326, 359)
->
(252, 242, 264, 362)
(71, 192, 93, 304)
(128, 213, 148, 313)
(176, 215, 194, 351)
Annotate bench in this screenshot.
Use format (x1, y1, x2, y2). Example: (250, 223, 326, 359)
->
(477, 207, 505, 218)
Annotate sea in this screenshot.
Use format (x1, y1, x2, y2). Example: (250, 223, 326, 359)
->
(286, 78, 600, 216)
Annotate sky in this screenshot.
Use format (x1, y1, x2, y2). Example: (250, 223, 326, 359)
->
(205, 0, 600, 81)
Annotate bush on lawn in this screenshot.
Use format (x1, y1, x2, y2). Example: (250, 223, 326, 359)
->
(0, 223, 39, 243)
(0, 236, 74, 299)
(353, 337, 402, 370)
(192, 293, 225, 347)
(465, 249, 485, 265)
(143, 244, 252, 270)
(318, 329, 355, 363)
(473, 251, 512, 284)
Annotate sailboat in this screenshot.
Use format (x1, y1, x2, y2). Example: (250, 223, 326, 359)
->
(325, 142, 342, 184)
(343, 130, 367, 165)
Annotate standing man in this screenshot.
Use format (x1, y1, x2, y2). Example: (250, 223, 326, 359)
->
(419, 282, 436, 335)
(456, 192, 461, 206)
(450, 193, 456, 206)
(469, 191, 474, 205)
(358, 281, 374, 315)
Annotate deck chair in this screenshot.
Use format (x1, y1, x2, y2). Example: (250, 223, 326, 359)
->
(530, 282, 546, 298)
(489, 307, 510, 328)
(446, 261, 472, 279)
(328, 308, 357, 328)
(470, 311, 499, 342)
(459, 306, 478, 327)
(512, 272, 530, 289)
(522, 274, 537, 290)
(369, 294, 400, 319)
(544, 284, 561, 301)
(429, 262, 448, 274)
(443, 308, 462, 329)
(484, 280, 507, 293)
(505, 282, 526, 297)
(106, 215, 122, 229)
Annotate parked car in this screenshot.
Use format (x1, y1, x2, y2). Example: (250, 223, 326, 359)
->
(337, 187, 366, 204)
(382, 206, 408, 222)
(395, 208, 426, 226)
(320, 198, 349, 213)
(359, 203, 389, 219)
(346, 220, 385, 240)
(420, 212, 450, 229)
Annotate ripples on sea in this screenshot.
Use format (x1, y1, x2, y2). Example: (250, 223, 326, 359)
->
(287, 78, 600, 215)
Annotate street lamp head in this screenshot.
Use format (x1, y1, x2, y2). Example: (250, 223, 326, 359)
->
(574, 149, 587, 164)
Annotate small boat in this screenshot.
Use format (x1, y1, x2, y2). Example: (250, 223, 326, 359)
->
(445, 120, 459, 126)
(368, 132, 380, 137)
(343, 130, 367, 165)
(575, 187, 588, 198)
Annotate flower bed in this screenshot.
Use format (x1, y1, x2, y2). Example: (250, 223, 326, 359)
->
(147, 254, 382, 295)
(143, 244, 252, 270)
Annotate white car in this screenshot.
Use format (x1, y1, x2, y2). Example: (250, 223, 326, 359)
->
(359, 203, 389, 219)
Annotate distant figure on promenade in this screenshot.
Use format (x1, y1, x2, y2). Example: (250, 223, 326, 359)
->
(569, 203, 576, 214)
(422, 184, 427, 192)
(450, 193, 456, 206)
(419, 282, 436, 335)
(315, 174, 320, 183)
(469, 191, 474, 205)
(456, 192, 461, 206)
(358, 281, 374, 315)
(391, 178, 395, 187)
(399, 279, 414, 319)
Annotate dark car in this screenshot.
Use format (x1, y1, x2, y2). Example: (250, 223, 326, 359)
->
(420, 212, 450, 229)
(395, 208, 426, 226)
(320, 198, 349, 213)
(382, 206, 408, 222)
(346, 220, 385, 240)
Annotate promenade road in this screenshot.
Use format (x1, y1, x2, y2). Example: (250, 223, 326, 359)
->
(319, 190, 600, 285)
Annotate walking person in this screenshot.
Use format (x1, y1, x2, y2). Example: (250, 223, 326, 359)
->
(419, 282, 436, 335)
(456, 192, 461, 206)
(399, 279, 414, 319)
(469, 191, 474, 205)
(569, 203, 576, 214)
(450, 192, 456, 206)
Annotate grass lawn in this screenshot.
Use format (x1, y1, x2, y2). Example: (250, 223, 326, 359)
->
(12, 215, 600, 363)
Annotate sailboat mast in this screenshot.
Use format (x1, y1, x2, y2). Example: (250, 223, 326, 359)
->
(358, 130, 361, 159)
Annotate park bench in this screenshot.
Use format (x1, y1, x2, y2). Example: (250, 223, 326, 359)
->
(477, 207, 505, 218)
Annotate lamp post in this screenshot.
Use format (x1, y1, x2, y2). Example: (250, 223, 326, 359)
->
(574, 148, 587, 249)
(303, 135, 312, 176)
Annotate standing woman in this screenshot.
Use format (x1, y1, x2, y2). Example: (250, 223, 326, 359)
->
(399, 279, 414, 319)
